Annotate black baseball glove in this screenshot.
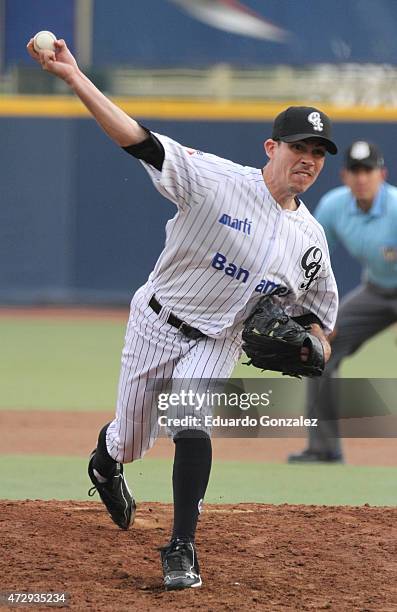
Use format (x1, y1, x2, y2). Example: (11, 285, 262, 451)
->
(242, 298, 325, 378)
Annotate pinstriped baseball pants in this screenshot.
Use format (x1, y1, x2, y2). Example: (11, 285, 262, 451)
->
(106, 283, 242, 463)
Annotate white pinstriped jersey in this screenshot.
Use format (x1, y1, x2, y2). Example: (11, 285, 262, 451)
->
(141, 133, 338, 337)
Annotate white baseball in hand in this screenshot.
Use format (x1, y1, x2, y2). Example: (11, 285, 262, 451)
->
(33, 31, 57, 52)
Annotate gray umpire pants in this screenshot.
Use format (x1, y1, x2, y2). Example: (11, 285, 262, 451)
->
(306, 283, 397, 455)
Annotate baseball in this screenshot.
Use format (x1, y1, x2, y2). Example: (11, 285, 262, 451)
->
(33, 30, 57, 52)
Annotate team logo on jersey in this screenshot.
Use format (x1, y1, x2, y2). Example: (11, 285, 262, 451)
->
(300, 246, 323, 290)
(218, 214, 252, 235)
(307, 112, 324, 132)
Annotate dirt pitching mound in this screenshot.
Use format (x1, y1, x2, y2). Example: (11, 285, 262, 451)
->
(0, 501, 396, 611)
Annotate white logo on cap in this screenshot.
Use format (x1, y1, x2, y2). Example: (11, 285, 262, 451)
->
(350, 141, 371, 160)
(307, 112, 324, 132)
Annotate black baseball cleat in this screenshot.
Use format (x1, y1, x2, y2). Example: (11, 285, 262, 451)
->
(88, 449, 136, 530)
(287, 449, 344, 464)
(160, 538, 202, 590)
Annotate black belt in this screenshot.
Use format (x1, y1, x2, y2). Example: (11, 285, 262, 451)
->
(149, 295, 205, 340)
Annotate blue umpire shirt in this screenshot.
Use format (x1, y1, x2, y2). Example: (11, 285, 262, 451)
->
(315, 182, 397, 290)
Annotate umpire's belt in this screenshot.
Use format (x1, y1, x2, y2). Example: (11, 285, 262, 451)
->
(367, 282, 397, 299)
(149, 295, 205, 340)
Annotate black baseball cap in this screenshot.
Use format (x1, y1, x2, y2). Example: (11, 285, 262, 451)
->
(344, 141, 384, 170)
(272, 106, 338, 155)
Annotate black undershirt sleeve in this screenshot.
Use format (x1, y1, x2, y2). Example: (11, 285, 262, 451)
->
(292, 313, 324, 329)
(122, 126, 165, 171)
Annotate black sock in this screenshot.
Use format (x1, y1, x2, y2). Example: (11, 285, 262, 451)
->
(92, 423, 117, 478)
(172, 430, 212, 541)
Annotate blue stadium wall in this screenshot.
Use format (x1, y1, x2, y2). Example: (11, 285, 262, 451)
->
(1, 102, 396, 304)
(5, 0, 397, 68)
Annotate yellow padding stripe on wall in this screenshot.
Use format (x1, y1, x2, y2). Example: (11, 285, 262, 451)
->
(0, 96, 396, 121)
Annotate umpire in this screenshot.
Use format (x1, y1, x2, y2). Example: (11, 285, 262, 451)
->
(289, 140, 397, 463)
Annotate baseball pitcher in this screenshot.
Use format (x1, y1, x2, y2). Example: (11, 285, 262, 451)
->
(27, 37, 338, 590)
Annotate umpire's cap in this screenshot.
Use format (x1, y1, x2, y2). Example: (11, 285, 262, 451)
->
(272, 106, 338, 155)
(344, 141, 384, 170)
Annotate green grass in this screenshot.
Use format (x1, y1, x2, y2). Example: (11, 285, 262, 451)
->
(0, 318, 125, 410)
(0, 316, 396, 411)
(1, 314, 394, 507)
(0, 455, 395, 506)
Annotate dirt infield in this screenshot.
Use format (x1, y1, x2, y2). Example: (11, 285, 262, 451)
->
(0, 500, 396, 611)
(1, 308, 396, 609)
(2, 410, 396, 466)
